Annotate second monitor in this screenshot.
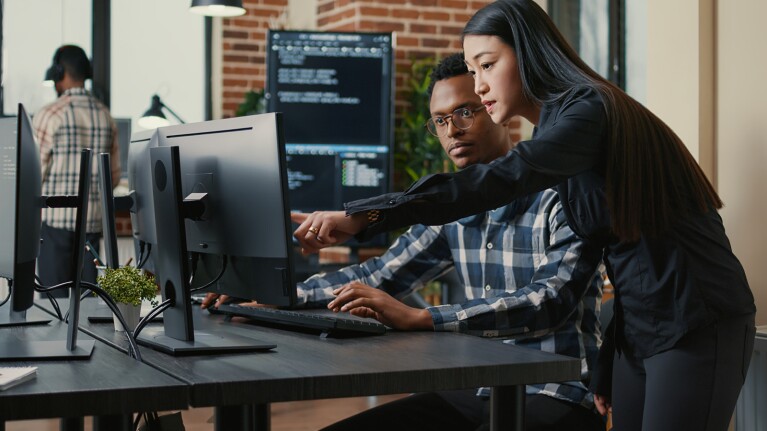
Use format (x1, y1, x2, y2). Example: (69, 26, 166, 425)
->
(128, 113, 295, 354)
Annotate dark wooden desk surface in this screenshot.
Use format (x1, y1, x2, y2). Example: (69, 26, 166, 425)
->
(0, 306, 189, 422)
(75, 299, 581, 408)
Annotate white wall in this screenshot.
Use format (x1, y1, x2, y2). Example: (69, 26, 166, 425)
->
(287, 0, 317, 30)
(717, 0, 767, 325)
(2, 0, 204, 128)
(645, 0, 766, 324)
(646, 0, 715, 177)
(2, 0, 91, 115)
(624, 0, 647, 103)
(111, 0, 205, 129)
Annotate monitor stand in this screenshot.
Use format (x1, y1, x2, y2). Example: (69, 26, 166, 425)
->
(136, 327, 273, 355)
(0, 339, 95, 360)
(0, 310, 51, 327)
(0, 287, 93, 359)
(0, 149, 95, 359)
(0, 305, 93, 359)
(137, 145, 275, 355)
(0, 270, 51, 327)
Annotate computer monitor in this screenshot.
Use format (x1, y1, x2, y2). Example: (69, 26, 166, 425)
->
(115, 117, 132, 181)
(92, 119, 131, 269)
(265, 30, 394, 246)
(129, 113, 292, 355)
(0, 105, 47, 327)
(98, 152, 120, 269)
(128, 129, 160, 248)
(0, 103, 94, 359)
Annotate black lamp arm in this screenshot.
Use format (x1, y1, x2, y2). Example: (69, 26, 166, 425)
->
(161, 102, 186, 124)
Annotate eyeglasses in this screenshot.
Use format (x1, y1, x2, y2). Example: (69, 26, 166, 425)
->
(425, 105, 486, 137)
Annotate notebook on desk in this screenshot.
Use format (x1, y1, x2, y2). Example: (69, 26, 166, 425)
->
(212, 303, 388, 338)
(0, 366, 37, 391)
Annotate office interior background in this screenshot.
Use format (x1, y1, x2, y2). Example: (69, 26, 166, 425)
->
(1, 0, 765, 337)
(0, 0, 765, 427)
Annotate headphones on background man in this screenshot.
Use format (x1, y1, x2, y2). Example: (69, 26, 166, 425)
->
(45, 45, 93, 84)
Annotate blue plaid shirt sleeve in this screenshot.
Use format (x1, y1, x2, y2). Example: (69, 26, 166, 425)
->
(296, 224, 456, 308)
(296, 190, 603, 409)
(427, 200, 603, 338)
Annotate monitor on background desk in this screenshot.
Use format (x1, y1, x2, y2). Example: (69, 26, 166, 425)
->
(0, 105, 46, 328)
(0, 104, 94, 359)
(114, 118, 132, 181)
(126, 113, 294, 355)
(265, 30, 394, 251)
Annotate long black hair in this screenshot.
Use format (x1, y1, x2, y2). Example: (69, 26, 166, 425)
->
(462, 0, 721, 242)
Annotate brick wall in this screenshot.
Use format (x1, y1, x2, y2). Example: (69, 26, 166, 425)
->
(220, 0, 288, 116)
(315, 0, 495, 118)
(219, 0, 521, 142)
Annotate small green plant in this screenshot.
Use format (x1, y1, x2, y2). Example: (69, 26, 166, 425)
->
(97, 266, 158, 307)
(394, 56, 456, 191)
(235, 88, 267, 116)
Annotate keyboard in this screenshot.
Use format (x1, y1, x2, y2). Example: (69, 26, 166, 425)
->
(214, 303, 387, 337)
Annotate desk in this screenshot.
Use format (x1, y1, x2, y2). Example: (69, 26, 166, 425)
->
(0, 306, 189, 431)
(75, 299, 581, 431)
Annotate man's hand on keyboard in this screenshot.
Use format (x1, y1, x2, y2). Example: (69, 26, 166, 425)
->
(200, 293, 232, 309)
(200, 293, 272, 309)
(328, 282, 434, 331)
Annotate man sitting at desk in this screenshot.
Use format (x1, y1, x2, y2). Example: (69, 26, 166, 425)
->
(204, 53, 605, 431)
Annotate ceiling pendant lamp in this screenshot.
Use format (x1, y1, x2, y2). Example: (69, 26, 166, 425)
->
(189, 0, 246, 17)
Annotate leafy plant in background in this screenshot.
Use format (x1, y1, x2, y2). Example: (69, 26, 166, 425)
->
(391, 57, 458, 304)
(394, 57, 456, 191)
(98, 266, 158, 307)
(236, 88, 267, 116)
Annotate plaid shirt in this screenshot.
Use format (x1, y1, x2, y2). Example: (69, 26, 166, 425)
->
(33, 87, 120, 232)
(298, 189, 604, 409)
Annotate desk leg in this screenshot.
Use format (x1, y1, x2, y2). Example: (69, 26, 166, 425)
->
(93, 414, 133, 431)
(59, 417, 84, 431)
(490, 385, 525, 431)
(215, 404, 270, 431)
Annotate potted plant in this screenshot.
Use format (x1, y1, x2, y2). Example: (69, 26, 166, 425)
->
(97, 265, 158, 332)
(394, 56, 456, 192)
(235, 88, 267, 116)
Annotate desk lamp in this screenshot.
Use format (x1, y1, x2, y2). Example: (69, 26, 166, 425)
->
(139, 95, 186, 130)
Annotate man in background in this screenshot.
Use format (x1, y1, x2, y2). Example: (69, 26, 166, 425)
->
(33, 44, 120, 296)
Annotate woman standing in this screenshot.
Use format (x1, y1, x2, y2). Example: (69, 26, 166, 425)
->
(294, 2, 755, 430)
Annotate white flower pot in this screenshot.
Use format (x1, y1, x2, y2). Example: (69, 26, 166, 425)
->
(114, 303, 141, 332)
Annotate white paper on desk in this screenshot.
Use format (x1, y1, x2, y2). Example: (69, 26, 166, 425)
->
(0, 366, 37, 390)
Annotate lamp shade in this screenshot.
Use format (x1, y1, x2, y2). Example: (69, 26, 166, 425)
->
(138, 95, 170, 129)
(189, 0, 246, 17)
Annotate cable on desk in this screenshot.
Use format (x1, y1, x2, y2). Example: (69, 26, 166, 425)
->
(44, 292, 63, 320)
(32, 277, 144, 360)
(82, 280, 143, 361)
(33, 276, 68, 320)
(136, 241, 151, 270)
(133, 298, 172, 340)
(190, 254, 228, 293)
